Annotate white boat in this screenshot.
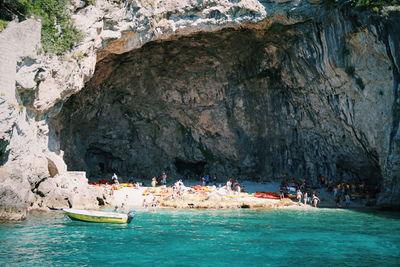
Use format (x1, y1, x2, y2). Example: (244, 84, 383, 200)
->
(64, 208, 135, 224)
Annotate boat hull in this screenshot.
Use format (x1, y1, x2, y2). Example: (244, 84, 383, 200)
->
(64, 209, 130, 224)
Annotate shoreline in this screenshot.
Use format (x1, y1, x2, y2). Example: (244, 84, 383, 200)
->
(1, 177, 383, 222)
(28, 180, 379, 214)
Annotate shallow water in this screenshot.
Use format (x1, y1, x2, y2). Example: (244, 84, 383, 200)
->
(0, 209, 399, 266)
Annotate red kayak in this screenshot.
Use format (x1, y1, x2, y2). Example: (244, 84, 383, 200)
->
(255, 192, 281, 199)
(262, 195, 281, 199)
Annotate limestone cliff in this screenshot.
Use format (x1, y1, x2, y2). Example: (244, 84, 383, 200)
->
(0, 0, 399, 219)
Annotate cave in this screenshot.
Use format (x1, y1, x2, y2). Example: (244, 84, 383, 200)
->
(53, 19, 384, 186)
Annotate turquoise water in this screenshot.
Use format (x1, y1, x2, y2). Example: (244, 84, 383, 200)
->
(0, 209, 399, 266)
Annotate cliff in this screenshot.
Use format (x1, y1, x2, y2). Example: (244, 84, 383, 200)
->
(0, 0, 399, 220)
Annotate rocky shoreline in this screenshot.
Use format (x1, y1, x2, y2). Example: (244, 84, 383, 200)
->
(6, 177, 375, 221)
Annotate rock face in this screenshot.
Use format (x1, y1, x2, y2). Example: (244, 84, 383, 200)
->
(56, 6, 399, 200)
(0, 0, 399, 220)
(31, 172, 102, 211)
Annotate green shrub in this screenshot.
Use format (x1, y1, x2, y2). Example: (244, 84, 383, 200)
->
(72, 51, 87, 60)
(355, 0, 400, 11)
(355, 0, 370, 7)
(373, 6, 380, 12)
(0, 0, 82, 55)
(8, 103, 17, 110)
(8, 103, 25, 112)
(0, 19, 8, 31)
(84, 0, 95, 5)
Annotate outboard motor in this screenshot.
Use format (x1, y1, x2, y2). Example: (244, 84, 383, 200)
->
(127, 210, 136, 223)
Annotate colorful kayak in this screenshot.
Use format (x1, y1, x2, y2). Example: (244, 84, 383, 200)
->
(64, 208, 135, 224)
(255, 192, 280, 199)
(262, 195, 281, 199)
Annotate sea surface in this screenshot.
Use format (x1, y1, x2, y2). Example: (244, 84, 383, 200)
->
(0, 209, 399, 266)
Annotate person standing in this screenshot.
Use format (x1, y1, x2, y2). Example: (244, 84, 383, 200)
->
(345, 193, 351, 208)
(336, 192, 342, 208)
(296, 189, 303, 204)
(151, 177, 157, 187)
(280, 187, 285, 199)
(161, 172, 167, 186)
(303, 192, 308, 205)
(234, 183, 241, 196)
(204, 175, 210, 186)
(111, 173, 119, 184)
(320, 177, 325, 188)
(226, 179, 233, 194)
(312, 193, 320, 208)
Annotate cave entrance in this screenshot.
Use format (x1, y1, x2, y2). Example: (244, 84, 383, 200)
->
(83, 146, 122, 177)
(54, 23, 383, 186)
(174, 158, 207, 177)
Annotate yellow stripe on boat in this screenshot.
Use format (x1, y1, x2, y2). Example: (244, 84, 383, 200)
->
(64, 208, 130, 224)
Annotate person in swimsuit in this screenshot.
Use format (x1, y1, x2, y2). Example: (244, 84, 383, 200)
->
(312, 193, 320, 208)
(303, 192, 308, 205)
(296, 189, 303, 204)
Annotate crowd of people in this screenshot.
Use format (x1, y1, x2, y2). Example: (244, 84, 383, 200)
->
(295, 189, 320, 207)
(225, 178, 246, 195)
(279, 175, 379, 208)
(150, 172, 168, 187)
(108, 172, 377, 209)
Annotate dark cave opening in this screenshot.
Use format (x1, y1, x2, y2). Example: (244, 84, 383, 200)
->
(84, 147, 122, 177)
(174, 158, 207, 177)
(54, 22, 384, 186)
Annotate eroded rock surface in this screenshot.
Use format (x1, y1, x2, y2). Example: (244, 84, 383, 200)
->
(57, 8, 399, 204)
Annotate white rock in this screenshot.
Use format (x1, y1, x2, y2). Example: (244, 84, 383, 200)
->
(100, 30, 122, 41)
(16, 64, 41, 90)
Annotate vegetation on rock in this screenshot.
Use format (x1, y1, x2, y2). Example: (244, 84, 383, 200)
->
(0, 19, 8, 30)
(0, 0, 81, 55)
(354, 0, 400, 11)
(355, 0, 399, 7)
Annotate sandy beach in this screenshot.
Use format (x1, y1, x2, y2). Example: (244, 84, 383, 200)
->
(95, 180, 368, 211)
